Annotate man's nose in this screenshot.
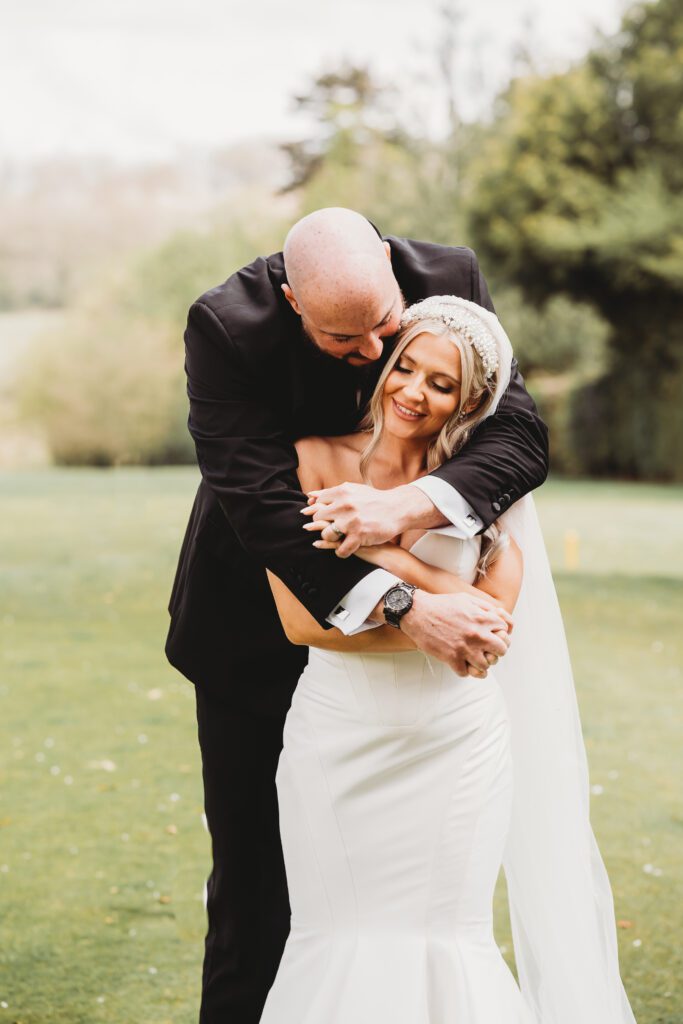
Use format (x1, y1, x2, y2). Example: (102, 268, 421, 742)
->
(357, 334, 384, 361)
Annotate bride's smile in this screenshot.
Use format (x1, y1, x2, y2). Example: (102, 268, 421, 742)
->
(382, 330, 463, 441)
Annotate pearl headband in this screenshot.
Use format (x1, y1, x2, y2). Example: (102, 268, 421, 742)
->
(399, 295, 500, 379)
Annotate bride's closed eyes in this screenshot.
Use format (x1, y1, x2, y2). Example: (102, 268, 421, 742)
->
(394, 362, 455, 394)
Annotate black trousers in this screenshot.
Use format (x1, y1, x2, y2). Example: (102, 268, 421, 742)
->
(195, 683, 292, 1024)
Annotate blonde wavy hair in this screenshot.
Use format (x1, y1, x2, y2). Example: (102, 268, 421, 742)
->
(357, 316, 507, 576)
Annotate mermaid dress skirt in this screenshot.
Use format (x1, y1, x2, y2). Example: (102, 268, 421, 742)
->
(259, 532, 534, 1023)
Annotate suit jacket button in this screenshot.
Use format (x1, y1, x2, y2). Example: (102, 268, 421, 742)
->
(492, 501, 501, 513)
(502, 492, 511, 503)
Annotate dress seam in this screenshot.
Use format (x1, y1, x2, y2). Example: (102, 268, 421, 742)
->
(424, 693, 508, 936)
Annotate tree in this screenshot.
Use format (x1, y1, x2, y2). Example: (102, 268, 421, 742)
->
(280, 61, 470, 244)
(467, 0, 683, 479)
(280, 65, 400, 192)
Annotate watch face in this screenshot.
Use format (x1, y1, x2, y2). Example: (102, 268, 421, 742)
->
(386, 588, 410, 612)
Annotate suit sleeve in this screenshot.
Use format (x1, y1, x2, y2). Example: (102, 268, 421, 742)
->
(426, 253, 550, 528)
(184, 300, 376, 628)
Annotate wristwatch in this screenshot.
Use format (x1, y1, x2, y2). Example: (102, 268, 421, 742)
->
(383, 581, 417, 629)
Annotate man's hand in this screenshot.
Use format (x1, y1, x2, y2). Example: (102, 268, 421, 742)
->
(302, 482, 443, 557)
(397, 590, 512, 678)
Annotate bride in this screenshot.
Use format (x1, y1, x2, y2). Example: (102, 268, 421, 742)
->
(261, 296, 637, 1023)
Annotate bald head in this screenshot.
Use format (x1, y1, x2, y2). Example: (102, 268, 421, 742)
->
(283, 207, 396, 318)
(282, 208, 403, 365)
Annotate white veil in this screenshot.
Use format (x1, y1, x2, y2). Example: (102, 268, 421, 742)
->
(495, 492, 637, 1024)
(416, 297, 638, 1023)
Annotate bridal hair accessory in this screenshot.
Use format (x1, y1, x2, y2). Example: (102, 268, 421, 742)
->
(399, 296, 500, 378)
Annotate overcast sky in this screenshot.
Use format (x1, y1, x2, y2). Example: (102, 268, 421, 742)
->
(2, 0, 625, 164)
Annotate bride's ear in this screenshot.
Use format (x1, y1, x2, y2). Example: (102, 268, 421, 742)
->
(458, 389, 491, 422)
(460, 396, 480, 416)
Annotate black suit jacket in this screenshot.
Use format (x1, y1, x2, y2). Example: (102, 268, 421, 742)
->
(165, 236, 549, 716)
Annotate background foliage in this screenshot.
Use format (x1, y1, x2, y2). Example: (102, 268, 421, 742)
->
(467, 0, 683, 479)
(16, 212, 287, 466)
(9, 0, 683, 477)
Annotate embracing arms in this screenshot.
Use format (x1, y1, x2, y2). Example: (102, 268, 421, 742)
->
(266, 531, 522, 652)
(271, 431, 522, 656)
(184, 250, 544, 672)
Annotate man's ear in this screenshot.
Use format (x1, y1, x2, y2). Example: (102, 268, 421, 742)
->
(281, 283, 302, 316)
(383, 241, 391, 262)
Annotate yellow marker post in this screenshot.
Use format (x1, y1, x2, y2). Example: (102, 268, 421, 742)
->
(563, 529, 580, 571)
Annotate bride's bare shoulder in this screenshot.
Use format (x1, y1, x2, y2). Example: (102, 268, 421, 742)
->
(295, 432, 367, 490)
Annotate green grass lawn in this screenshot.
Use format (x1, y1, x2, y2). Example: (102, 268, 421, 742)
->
(1, 469, 682, 1023)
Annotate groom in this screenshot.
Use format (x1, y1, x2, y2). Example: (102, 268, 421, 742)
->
(165, 207, 549, 1023)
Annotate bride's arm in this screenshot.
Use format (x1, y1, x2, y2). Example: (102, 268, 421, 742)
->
(267, 535, 521, 652)
(266, 535, 521, 650)
(271, 436, 520, 649)
(356, 536, 523, 615)
(266, 570, 417, 650)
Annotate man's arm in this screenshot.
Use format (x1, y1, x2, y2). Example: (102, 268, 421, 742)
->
(184, 300, 377, 627)
(402, 253, 548, 530)
(437, 253, 548, 526)
(427, 359, 549, 528)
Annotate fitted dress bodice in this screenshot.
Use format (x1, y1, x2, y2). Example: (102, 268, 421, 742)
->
(304, 530, 483, 728)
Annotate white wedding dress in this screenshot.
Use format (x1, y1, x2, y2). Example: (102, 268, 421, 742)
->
(259, 529, 535, 1023)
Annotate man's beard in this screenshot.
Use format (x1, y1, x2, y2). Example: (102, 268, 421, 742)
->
(299, 288, 407, 370)
(298, 324, 392, 393)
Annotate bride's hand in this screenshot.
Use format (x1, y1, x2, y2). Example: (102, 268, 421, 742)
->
(300, 482, 415, 557)
(303, 517, 393, 564)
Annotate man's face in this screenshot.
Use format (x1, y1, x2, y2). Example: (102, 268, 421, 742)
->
(298, 286, 406, 367)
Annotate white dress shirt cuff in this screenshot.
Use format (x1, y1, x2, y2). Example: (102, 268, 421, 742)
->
(409, 477, 482, 538)
(325, 568, 401, 636)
